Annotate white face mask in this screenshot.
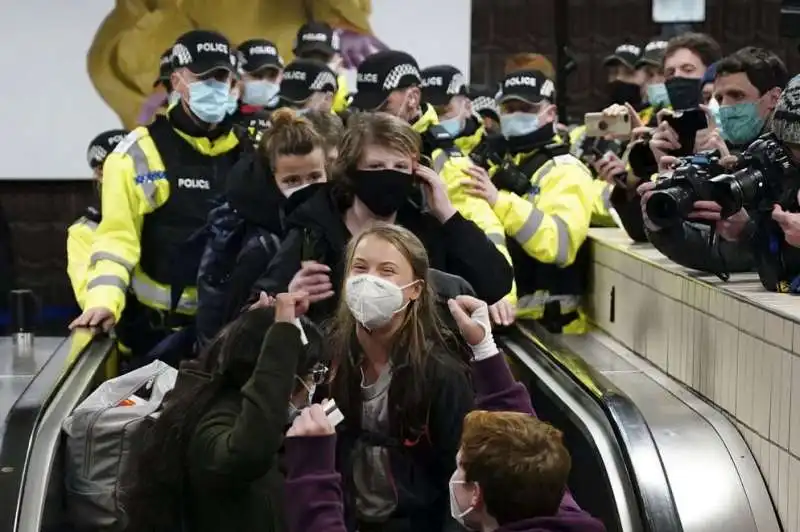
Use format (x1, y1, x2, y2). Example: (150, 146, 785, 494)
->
(284, 182, 313, 198)
(449, 479, 477, 529)
(344, 274, 418, 330)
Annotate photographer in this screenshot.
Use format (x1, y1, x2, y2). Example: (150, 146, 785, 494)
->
(640, 48, 787, 275)
(594, 33, 722, 241)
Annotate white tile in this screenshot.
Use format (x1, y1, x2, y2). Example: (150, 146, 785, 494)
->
(789, 457, 800, 532)
(724, 297, 741, 328)
(752, 339, 772, 438)
(668, 300, 683, 380)
(793, 323, 800, 354)
(789, 356, 800, 456)
(772, 348, 793, 449)
(748, 304, 766, 340)
(736, 332, 754, 426)
(767, 442, 780, 513)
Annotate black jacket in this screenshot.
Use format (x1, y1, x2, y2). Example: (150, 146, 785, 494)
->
(252, 184, 514, 322)
(645, 221, 757, 275)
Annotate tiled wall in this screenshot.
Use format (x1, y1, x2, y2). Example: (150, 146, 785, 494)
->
(587, 229, 800, 530)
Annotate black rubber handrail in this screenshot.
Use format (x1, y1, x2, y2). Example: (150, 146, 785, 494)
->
(0, 330, 105, 531)
(502, 321, 684, 532)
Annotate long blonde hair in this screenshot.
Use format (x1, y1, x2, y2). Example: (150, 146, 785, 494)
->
(328, 223, 453, 433)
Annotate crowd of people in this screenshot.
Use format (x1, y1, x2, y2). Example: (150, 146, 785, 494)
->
(56, 17, 800, 532)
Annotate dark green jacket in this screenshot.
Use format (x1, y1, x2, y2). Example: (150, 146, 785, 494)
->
(184, 322, 302, 532)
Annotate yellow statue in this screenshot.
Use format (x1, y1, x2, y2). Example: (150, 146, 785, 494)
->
(88, 0, 376, 128)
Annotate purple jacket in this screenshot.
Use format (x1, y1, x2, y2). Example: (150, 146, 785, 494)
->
(284, 354, 607, 532)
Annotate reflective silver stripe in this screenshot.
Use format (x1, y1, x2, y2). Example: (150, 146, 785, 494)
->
(601, 184, 612, 210)
(432, 151, 449, 173)
(518, 293, 580, 312)
(90, 251, 136, 272)
(552, 214, 571, 266)
(487, 232, 506, 246)
(77, 217, 98, 230)
(130, 276, 198, 313)
(86, 275, 127, 291)
(513, 208, 544, 245)
(128, 142, 157, 208)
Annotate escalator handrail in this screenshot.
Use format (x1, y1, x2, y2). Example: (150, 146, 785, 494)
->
(0, 330, 108, 532)
(503, 322, 684, 532)
(16, 332, 114, 532)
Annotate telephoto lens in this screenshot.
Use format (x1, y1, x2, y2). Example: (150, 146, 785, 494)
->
(645, 183, 697, 228)
(708, 168, 768, 219)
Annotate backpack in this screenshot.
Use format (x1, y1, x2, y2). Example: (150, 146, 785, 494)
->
(62, 361, 177, 530)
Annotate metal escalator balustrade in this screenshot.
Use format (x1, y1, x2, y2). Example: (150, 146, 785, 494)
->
(514, 321, 782, 532)
(0, 331, 115, 532)
(498, 323, 684, 532)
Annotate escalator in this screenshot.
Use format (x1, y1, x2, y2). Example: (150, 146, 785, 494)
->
(0, 324, 782, 532)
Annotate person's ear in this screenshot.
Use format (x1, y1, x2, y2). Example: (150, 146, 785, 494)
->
(408, 280, 424, 301)
(767, 87, 782, 111)
(408, 86, 421, 108)
(543, 103, 558, 122)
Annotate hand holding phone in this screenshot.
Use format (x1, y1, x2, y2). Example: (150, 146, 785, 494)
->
(585, 111, 632, 138)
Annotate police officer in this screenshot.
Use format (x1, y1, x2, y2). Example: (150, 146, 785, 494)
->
(234, 38, 284, 132)
(68, 130, 129, 309)
(351, 50, 517, 323)
(70, 30, 248, 358)
(278, 59, 338, 113)
(293, 21, 349, 113)
(637, 40, 670, 124)
(420, 65, 484, 157)
(464, 69, 594, 334)
(469, 84, 502, 136)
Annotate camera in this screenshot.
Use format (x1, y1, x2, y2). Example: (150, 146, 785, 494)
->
(645, 150, 726, 228)
(707, 133, 799, 217)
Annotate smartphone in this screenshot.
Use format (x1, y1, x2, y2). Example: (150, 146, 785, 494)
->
(664, 108, 708, 156)
(300, 229, 319, 263)
(585, 112, 632, 138)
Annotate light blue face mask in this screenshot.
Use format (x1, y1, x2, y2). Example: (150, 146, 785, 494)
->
(242, 80, 281, 107)
(500, 113, 540, 138)
(646, 83, 670, 108)
(187, 79, 231, 124)
(439, 117, 464, 138)
(719, 101, 765, 146)
(225, 88, 240, 116)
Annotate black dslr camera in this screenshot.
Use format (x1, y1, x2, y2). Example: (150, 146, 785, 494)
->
(491, 160, 535, 196)
(645, 150, 726, 228)
(707, 133, 799, 217)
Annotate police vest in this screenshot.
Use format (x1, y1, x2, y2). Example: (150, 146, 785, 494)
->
(506, 146, 590, 301)
(139, 117, 248, 287)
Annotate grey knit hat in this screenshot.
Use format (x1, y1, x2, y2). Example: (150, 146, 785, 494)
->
(772, 80, 800, 144)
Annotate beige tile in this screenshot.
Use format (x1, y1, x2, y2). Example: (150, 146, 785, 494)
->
(736, 332, 754, 426)
(766, 442, 780, 516)
(771, 347, 793, 449)
(789, 457, 800, 532)
(779, 449, 790, 529)
(752, 339, 772, 438)
(724, 322, 740, 414)
(793, 322, 800, 354)
(724, 296, 741, 328)
(747, 304, 767, 340)
(695, 310, 710, 394)
(667, 300, 683, 380)
(790, 356, 800, 456)
(766, 313, 793, 352)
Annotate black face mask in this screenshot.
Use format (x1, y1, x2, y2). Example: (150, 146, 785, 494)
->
(350, 169, 414, 217)
(607, 80, 642, 108)
(665, 77, 702, 110)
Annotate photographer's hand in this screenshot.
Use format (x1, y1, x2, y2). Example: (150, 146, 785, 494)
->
(650, 119, 681, 164)
(688, 202, 750, 242)
(462, 165, 500, 206)
(593, 152, 627, 185)
(638, 180, 663, 232)
(772, 205, 800, 247)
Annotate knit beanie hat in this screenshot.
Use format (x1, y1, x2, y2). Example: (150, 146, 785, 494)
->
(772, 80, 800, 144)
(701, 62, 718, 87)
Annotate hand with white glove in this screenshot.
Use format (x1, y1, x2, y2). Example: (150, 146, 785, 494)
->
(447, 296, 498, 361)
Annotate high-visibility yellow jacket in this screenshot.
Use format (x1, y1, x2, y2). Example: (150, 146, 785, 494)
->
(67, 211, 100, 310)
(332, 73, 350, 113)
(84, 123, 243, 321)
(490, 147, 593, 331)
(454, 117, 486, 157)
(412, 104, 517, 303)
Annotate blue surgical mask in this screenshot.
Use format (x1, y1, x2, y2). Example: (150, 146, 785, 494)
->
(500, 113, 540, 138)
(225, 88, 240, 115)
(646, 83, 670, 108)
(439, 117, 464, 137)
(719, 101, 765, 146)
(186, 79, 231, 124)
(242, 80, 280, 107)
(168, 91, 181, 107)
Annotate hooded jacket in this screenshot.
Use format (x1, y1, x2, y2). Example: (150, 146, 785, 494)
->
(195, 153, 287, 349)
(284, 344, 606, 532)
(252, 184, 514, 323)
